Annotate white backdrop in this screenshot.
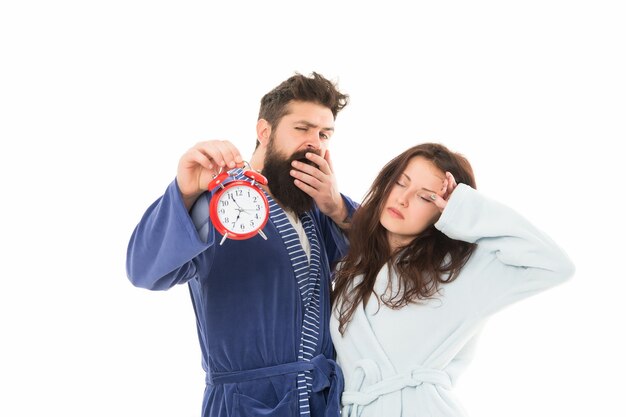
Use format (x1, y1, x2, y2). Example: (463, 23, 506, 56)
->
(1, 1, 624, 416)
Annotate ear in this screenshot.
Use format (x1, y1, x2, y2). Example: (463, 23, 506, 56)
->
(256, 119, 272, 148)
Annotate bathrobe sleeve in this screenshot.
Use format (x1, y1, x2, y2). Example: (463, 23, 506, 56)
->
(434, 183, 575, 316)
(126, 179, 214, 290)
(311, 193, 359, 267)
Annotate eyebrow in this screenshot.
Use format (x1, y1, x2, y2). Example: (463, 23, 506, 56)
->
(295, 120, 334, 132)
(400, 172, 436, 193)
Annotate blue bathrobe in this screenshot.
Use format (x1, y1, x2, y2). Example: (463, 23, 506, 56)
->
(126, 170, 357, 417)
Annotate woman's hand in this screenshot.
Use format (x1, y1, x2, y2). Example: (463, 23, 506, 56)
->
(421, 171, 457, 213)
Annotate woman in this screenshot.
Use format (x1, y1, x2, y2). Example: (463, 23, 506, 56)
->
(331, 143, 574, 417)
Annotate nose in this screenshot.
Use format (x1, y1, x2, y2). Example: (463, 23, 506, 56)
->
(305, 131, 322, 151)
(397, 190, 409, 207)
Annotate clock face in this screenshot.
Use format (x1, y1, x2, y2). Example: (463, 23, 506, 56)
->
(214, 183, 268, 236)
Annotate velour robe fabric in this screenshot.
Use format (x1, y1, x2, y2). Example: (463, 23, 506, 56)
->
(127, 171, 357, 417)
(331, 184, 575, 417)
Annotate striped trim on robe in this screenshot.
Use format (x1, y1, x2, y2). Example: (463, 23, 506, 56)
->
(233, 169, 323, 417)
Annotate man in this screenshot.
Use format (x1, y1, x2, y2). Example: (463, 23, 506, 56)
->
(126, 72, 355, 417)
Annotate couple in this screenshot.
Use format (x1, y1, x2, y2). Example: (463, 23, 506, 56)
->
(126, 72, 574, 417)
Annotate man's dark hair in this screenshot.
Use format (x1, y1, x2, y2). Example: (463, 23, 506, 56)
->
(256, 72, 349, 148)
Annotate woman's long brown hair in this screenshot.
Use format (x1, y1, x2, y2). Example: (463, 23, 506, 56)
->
(332, 143, 477, 334)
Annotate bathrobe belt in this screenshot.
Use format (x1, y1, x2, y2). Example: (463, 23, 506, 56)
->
(207, 354, 344, 416)
(342, 365, 451, 416)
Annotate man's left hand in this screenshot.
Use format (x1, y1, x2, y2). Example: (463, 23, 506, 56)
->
(290, 150, 348, 225)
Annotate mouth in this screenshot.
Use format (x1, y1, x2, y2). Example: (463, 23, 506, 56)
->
(294, 157, 318, 168)
(387, 207, 404, 219)
(292, 149, 321, 168)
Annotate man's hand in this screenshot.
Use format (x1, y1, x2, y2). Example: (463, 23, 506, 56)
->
(177, 140, 244, 210)
(290, 150, 349, 228)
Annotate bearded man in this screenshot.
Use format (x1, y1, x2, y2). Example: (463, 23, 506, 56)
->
(126, 72, 355, 417)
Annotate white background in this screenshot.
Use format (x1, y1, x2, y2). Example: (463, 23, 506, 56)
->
(1, 1, 624, 416)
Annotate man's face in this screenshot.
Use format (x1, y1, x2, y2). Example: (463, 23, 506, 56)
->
(261, 101, 335, 215)
(267, 100, 335, 159)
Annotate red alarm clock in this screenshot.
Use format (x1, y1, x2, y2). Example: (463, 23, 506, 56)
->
(208, 166, 270, 245)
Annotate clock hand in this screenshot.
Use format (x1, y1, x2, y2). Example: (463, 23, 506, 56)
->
(228, 195, 248, 221)
(229, 192, 259, 217)
(237, 205, 256, 213)
(232, 210, 242, 228)
(229, 193, 246, 210)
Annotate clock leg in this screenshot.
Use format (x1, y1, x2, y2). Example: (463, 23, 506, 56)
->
(219, 233, 229, 246)
(258, 230, 268, 240)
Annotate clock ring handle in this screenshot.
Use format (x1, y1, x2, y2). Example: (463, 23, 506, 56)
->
(240, 161, 268, 186)
(207, 169, 230, 191)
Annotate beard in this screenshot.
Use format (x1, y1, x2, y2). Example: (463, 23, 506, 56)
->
(262, 139, 321, 216)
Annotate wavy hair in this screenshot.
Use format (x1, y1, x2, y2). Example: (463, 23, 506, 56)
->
(333, 143, 477, 334)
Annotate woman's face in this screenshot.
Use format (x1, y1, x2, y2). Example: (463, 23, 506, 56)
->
(380, 156, 445, 251)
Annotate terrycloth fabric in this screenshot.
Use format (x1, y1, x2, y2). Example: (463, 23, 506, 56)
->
(331, 184, 575, 417)
(127, 170, 357, 417)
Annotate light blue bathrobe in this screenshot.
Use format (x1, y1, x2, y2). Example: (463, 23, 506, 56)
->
(331, 184, 575, 417)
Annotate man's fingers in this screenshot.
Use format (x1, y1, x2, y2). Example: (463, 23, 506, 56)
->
(293, 178, 318, 197)
(195, 140, 243, 169)
(186, 148, 214, 171)
(291, 159, 326, 181)
(214, 141, 243, 168)
(304, 152, 332, 175)
(290, 168, 322, 190)
(323, 149, 334, 173)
